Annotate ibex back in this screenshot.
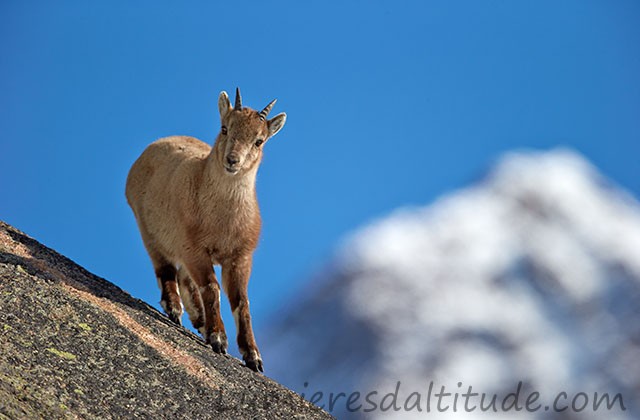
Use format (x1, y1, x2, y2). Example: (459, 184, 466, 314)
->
(125, 88, 286, 372)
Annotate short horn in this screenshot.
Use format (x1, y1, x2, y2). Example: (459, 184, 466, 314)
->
(234, 87, 242, 110)
(259, 99, 277, 120)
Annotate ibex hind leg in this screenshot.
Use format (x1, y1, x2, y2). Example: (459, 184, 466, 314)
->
(140, 227, 183, 326)
(154, 263, 183, 326)
(177, 267, 205, 334)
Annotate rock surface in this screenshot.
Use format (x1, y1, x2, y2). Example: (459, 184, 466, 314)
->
(0, 221, 332, 419)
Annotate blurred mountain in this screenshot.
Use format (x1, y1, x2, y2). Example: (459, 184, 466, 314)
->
(263, 149, 640, 419)
(0, 221, 332, 419)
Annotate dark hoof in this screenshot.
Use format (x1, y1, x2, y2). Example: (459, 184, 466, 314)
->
(244, 351, 263, 373)
(209, 332, 228, 355)
(167, 312, 182, 326)
(245, 359, 263, 373)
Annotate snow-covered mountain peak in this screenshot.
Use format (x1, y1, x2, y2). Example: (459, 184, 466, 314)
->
(264, 149, 640, 419)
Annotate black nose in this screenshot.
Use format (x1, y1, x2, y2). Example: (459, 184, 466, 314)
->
(226, 155, 239, 166)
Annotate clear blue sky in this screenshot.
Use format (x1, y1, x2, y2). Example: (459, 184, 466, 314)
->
(1, 1, 639, 357)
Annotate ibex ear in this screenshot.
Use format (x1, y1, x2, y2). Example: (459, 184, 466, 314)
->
(267, 113, 287, 138)
(218, 91, 231, 117)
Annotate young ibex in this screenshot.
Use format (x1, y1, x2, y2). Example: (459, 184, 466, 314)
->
(125, 88, 286, 372)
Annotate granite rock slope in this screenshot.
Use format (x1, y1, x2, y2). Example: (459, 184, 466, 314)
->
(0, 221, 331, 420)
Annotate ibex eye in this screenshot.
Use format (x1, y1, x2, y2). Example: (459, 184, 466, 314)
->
(255, 139, 264, 147)
(221, 126, 227, 135)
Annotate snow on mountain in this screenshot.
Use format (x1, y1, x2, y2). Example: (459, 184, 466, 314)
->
(263, 149, 640, 419)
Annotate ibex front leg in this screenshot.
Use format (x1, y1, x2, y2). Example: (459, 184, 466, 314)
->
(184, 256, 227, 354)
(222, 256, 262, 372)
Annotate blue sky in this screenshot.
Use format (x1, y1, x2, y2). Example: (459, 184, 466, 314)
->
(1, 1, 639, 357)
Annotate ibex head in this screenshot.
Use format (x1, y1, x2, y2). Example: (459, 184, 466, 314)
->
(217, 88, 287, 175)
